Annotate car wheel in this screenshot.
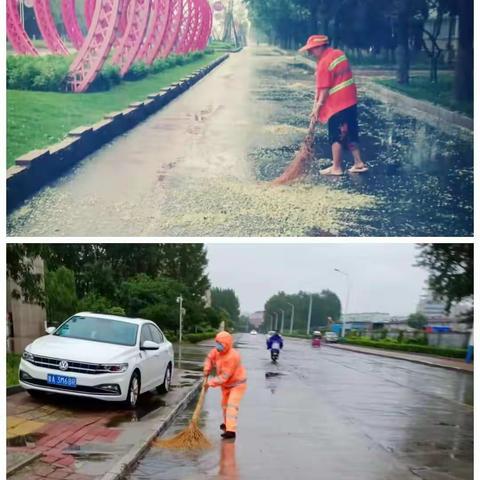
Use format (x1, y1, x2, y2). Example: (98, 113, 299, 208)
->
(157, 365, 172, 394)
(27, 389, 45, 400)
(126, 372, 140, 409)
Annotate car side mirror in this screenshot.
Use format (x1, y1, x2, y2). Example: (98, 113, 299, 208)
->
(46, 326, 56, 334)
(141, 340, 160, 351)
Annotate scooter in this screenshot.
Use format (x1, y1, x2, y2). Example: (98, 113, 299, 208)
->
(270, 348, 280, 363)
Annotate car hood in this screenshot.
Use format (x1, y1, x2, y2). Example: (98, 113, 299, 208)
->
(27, 335, 136, 363)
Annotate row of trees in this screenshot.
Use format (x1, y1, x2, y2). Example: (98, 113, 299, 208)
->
(262, 289, 342, 333)
(7, 244, 230, 335)
(246, 0, 473, 101)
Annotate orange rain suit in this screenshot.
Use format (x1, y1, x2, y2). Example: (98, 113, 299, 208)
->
(204, 332, 247, 433)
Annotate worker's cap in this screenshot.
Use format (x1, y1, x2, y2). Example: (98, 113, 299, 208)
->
(299, 35, 329, 53)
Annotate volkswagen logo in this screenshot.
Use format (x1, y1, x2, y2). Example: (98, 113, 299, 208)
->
(59, 360, 69, 371)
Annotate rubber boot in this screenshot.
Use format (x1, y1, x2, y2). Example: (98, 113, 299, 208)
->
(221, 431, 236, 440)
(220, 423, 226, 431)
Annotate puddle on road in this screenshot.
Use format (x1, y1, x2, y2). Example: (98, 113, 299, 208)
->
(7, 432, 45, 448)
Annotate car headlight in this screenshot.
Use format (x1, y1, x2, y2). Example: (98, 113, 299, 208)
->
(100, 363, 129, 373)
(22, 351, 34, 363)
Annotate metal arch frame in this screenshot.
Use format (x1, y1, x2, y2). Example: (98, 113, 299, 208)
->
(177, 0, 200, 54)
(188, 0, 205, 52)
(112, 0, 152, 76)
(33, 0, 70, 55)
(198, 0, 212, 50)
(157, 0, 183, 58)
(137, 0, 171, 64)
(68, 0, 123, 92)
(6, 0, 38, 55)
(173, 0, 194, 54)
(84, 0, 96, 29)
(61, 0, 85, 50)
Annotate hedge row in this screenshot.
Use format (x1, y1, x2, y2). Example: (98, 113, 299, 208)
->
(183, 331, 217, 343)
(343, 338, 467, 359)
(7, 48, 214, 93)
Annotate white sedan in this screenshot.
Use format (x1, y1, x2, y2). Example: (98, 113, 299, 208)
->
(19, 312, 174, 408)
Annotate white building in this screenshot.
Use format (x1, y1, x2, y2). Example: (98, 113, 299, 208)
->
(417, 290, 447, 318)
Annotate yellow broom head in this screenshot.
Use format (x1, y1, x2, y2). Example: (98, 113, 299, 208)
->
(153, 381, 212, 450)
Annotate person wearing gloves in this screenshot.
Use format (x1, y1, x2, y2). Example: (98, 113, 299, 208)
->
(204, 331, 247, 440)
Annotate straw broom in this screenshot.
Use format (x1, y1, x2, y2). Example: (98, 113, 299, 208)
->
(153, 379, 212, 450)
(272, 118, 317, 185)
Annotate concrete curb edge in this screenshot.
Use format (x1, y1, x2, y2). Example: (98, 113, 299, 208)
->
(7, 53, 230, 213)
(7, 385, 24, 396)
(100, 378, 203, 480)
(325, 344, 473, 373)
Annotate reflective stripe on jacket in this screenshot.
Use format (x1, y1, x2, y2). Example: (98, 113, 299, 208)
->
(316, 47, 357, 123)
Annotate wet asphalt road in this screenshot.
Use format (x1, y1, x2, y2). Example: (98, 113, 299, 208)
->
(129, 334, 473, 480)
(8, 47, 472, 236)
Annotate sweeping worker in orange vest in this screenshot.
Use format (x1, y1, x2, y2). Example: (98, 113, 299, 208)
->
(300, 34, 368, 175)
(204, 331, 247, 440)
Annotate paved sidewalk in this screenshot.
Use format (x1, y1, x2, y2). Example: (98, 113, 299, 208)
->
(7, 369, 203, 479)
(326, 343, 473, 373)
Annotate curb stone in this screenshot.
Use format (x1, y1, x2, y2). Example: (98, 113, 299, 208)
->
(100, 378, 203, 480)
(7, 54, 230, 213)
(325, 344, 473, 373)
(7, 385, 23, 396)
(7, 452, 42, 477)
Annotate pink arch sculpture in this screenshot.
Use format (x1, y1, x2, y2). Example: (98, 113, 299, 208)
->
(173, 0, 194, 54)
(198, 0, 212, 50)
(84, 0, 96, 29)
(33, 0, 70, 55)
(68, 0, 123, 92)
(137, 0, 171, 64)
(6, 0, 38, 55)
(177, 0, 200, 54)
(61, 0, 85, 50)
(157, 0, 183, 58)
(188, 0, 206, 52)
(112, 0, 151, 76)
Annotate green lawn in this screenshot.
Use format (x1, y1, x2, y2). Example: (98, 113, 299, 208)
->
(7, 353, 21, 387)
(377, 73, 472, 118)
(7, 52, 222, 167)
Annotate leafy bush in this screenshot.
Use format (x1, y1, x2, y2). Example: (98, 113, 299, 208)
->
(7, 55, 71, 92)
(124, 61, 149, 81)
(89, 63, 121, 91)
(343, 338, 467, 359)
(183, 331, 216, 343)
(7, 353, 21, 387)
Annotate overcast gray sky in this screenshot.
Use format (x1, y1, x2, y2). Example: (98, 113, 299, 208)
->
(206, 243, 429, 316)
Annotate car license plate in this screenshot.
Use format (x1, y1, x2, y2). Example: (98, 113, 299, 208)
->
(47, 374, 77, 388)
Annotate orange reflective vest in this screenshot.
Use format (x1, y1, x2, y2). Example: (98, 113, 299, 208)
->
(316, 48, 357, 123)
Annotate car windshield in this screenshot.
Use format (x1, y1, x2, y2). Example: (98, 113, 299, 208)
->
(54, 315, 138, 346)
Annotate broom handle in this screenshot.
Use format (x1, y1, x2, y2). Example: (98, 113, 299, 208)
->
(191, 379, 208, 423)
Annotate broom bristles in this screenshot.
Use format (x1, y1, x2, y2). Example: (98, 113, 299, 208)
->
(153, 381, 212, 450)
(272, 119, 317, 186)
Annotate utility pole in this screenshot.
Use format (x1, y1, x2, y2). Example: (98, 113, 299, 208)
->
(274, 312, 279, 330)
(176, 296, 184, 367)
(280, 309, 285, 334)
(270, 315, 273, 331)
(306, 295, 313, 335)
(334, 269, 350, 338)
(287, 303, 295, 334)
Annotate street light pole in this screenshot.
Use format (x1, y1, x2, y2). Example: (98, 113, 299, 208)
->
(287, 303, 295, 334)
(280, 309, 285, 334)
(274, 312, 278, 330)
(334, 268, 350, 338)
(307, 295, 313, 335)
(176, 296, 184, 344)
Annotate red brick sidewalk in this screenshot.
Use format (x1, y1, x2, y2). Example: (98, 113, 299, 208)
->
(326, 343, 473, 373)
(8, 393, 124, 480)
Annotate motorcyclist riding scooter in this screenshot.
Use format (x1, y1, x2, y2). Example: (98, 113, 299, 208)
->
(267, 331, 284, 363)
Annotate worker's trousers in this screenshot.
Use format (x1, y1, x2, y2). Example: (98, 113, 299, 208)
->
(221, 382, 247, 432)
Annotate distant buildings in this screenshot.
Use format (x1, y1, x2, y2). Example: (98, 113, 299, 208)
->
(416, 291, 447, 318)
(249, 311, 264, 328)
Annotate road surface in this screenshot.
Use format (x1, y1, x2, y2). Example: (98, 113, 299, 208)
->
(130, 335, 473, 480)
(8, 47, 472, 236)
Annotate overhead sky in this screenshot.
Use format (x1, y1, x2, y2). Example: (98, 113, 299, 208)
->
(206, 243, 430, 316)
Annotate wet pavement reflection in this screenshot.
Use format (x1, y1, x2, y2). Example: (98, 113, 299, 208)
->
(129, 334, 473, 480)
(7, 47, 472, 236)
